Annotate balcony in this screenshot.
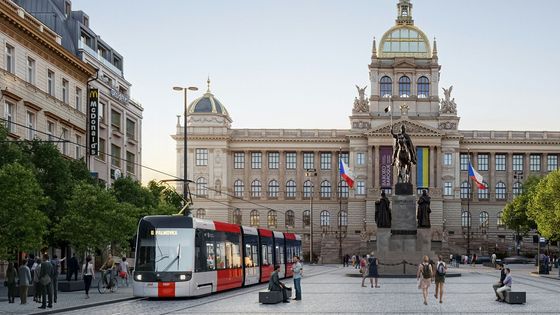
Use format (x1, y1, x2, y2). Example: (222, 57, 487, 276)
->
(78, 41, 123, 77)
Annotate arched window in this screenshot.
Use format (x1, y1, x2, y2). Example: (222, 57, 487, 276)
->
(399, 76, 411, 97)
(417, 76, 429, 98)
(196, 208, 206, 219)
(234, 179, 244, 197)
(320, 210, 330, 227)
(267, 210, 277, 228)
(320, 180, 331, 198)
(196, 177, 208, 196)
(268, 179, 279, 198)
(495, 182, 506, 200)
(338, 180, 349, 198)
(460, 181, 471, 199)
(303, 210, 310, 227)
(380, 76, 392, 97)
(512, 181, 523, 197)
(497, 211, 504, 228)
(250, 210, 259, 227)
(286, 180, 296, 198)
(461, 211, 471, 227)
(233, 208, 242, 225)
(338, 211, 348, 226)
(285, 210, 295, 228)
(477, 182, 489, 199)
(303, 180, 313, 198)
(251, 179, 261, 198)
(479, 211, 489, 228)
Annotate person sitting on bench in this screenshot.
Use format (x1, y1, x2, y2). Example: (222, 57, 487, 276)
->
(496, 268, 512, 302)
(268, 265, 289, 303)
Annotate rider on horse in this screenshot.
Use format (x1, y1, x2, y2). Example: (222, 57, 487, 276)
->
(391, 124, 417, 182)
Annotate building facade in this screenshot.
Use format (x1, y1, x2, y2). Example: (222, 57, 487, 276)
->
(1, 0, 95, 160)
(14, 0, 143, 184)
(174, 0, 560, 262)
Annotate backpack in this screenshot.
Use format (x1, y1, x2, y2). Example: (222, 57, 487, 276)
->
(421, 263, 431, 279)
(436, 262, 446, 276)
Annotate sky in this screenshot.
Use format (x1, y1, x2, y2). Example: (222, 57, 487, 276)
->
(71, 0, 560, 184)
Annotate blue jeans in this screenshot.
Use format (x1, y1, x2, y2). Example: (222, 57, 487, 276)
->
(293, 278, 301, 300)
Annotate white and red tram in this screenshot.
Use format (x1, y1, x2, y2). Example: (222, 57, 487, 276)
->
(133, 215, 301, 298)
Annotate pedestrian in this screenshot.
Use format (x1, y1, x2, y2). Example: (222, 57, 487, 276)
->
(50, 254, 65, 303)
(32, 258, 42, 303)
(434, 255, 447, 304)
(449, 254, 453, 266)
(18, 259, 32, 304)
(119, 257, 130, 286)
(67, 253, 79, 281)
(471, 254, 477, 267)
(544, 252, 550, 274)
(6, 262, 18, 303)
(491, 253, 497, 267)
(417, 255, 433, 305)
(268, 265, 290, 303)
(492, 263, 507, 301)
(360, 254, 367, 287)
(351, 255, 356, 268)
(496, 268, 512, 302)
(82, 255, 95, 299)
(364, 252, 379, 288)
(39, 254, 54, 309)
(292, 255, 303, 300)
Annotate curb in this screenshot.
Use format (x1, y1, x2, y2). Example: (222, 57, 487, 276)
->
(34, 296, 140, 315)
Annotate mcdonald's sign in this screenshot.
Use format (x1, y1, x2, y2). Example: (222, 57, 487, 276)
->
(88, 89, 99, 155)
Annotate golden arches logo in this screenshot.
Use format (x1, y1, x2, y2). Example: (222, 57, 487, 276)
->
(89, 89, 99, 98)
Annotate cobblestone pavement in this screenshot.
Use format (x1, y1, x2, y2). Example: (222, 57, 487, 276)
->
(2, 265, 560, 314)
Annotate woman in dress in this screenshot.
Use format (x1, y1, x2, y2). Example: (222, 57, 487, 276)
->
(417, 255, 433, 305)
(366, 252, 379, 288)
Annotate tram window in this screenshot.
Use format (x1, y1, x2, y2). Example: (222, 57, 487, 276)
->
(275, 245, 281, 264)
(216, 242, 226, 269)
(286, 246, 293, 263)
(232, 242, 241, 268)
(206, 242, 215, 270)
(262, 244, 273, 266)
(251, 244, 259, 267)
(245, 244, 254, 267)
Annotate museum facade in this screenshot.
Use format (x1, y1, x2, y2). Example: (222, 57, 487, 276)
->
(173, 0, 560, 262)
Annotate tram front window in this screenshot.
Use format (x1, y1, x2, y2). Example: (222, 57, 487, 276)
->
(136, 228, 193, 272)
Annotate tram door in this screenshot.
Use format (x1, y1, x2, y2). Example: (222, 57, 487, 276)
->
(273, 231, 286, 278)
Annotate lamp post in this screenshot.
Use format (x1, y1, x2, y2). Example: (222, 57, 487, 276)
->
(305, 168, 317, 263)
(173, 85, 198, 213)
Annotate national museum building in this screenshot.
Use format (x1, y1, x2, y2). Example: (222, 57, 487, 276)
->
(173, 0, 560, 262)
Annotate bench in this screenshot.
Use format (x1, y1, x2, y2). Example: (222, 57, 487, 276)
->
(504, 291, 526, 304)
(259, 288, 292, 304)
(58, 280, 85, 292)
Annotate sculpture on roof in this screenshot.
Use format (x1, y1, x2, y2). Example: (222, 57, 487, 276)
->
(440, 85, 457, 114)
(353, 85, 369, 113)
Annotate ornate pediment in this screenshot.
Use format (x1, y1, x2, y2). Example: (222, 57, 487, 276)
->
(366, 119, 442, 137)
(394, 59, 416, 68)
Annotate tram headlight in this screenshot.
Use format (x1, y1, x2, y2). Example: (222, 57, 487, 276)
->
(136, 274, 142, 281)
(179, 274, 186, 280)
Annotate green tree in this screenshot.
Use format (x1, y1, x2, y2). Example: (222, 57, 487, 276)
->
(0, 163, 49, 260)
(0, 125, 25, 167)
(112, 177, 157, 209)
(146, 180, 184, 211)
(528, 170, 560, 240)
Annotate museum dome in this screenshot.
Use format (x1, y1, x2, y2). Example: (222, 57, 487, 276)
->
(187, 78, 230, 118)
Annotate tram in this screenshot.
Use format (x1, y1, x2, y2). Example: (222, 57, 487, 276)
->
(132, 215, 301, 298)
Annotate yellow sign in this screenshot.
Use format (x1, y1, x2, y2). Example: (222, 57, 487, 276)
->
(155, 230, 178, 236)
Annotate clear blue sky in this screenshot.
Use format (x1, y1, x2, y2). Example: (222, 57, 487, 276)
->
(72, 0, 560, 183)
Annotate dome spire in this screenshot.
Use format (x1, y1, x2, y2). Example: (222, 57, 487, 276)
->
(371, 37, 377, 59)
(432, 37, 438, 57)
(396, 0, 414, 25)
(206, 76, 211, 93)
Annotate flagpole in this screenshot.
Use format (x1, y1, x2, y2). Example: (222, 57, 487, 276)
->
(467, 148, 471, 257)
(338, 147, 343, 265)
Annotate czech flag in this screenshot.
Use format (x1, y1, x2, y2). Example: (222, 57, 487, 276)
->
(468, 162, 487, 189)
(339, 159, 355, 189)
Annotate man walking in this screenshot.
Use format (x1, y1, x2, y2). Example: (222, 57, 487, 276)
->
(39, 254, 54, 309)
(51, 254, 64, 303)
(292, 256, 303, 300)
(18, 259, 32, 304)
(434, 255, 447, 303)
(496, 268, 512, 302)
(492, 263, 507, 301)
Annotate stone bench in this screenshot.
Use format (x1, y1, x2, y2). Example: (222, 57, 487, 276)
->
(259, 288, 292, 304)
(504, 291, 526, 304)
(58, 280, 85, 292)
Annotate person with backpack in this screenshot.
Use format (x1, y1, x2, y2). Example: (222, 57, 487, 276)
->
(434, 255, 447, 304)
(417, 255, 433, 305)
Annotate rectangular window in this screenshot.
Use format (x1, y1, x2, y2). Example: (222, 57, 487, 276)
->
(47, 70, 55, 96)
(460, 153, 469, 171)
(99, 138, 106, 161)
(62, 79, 69, 103)
(530, 154, 541, 172)
(340, 152, 349, 165)
(126, 118, 136, 140)
(196, 148, 208, 166)
(5, 44, 14, 73)
(26, 111, 35, 140)
(548, 155, 558, 171)
(356, 152, 365, 166)
(444, 182, 453, 196)
(268, 152, 279, 169)
(62, 128, 69, 155)
(75, 134, 82, 159)
(233, 152, 244, 169)
(477, 154, 489, 171)
(111, 144, 121, 167)
(303, 152, 314, 169)
(126, 151, 135, 174)
(286, 152, 296, 169)
(320, 152, 332, 170)
(512, 154, 524, 172)
(250, 152, 261, 169)
(356, 181, 365, 195)
(99, 102, 106, 123)
(27, 57, 35, 84)
(3, 101, 15, 133)
(75, 87, 82, 111)
(111, 110, 121, 131)
(495, 154, 506, 171)
(46, 121, 55, 141)
(443, 153, 452, 166)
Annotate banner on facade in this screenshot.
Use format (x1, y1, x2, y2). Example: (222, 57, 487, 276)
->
(416, 147, 430, 188)
(380, 146, 393, 188)
(88, 89, 99, 156)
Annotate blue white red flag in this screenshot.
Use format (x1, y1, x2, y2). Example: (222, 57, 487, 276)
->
(339, 159, 355, 189)
(468, 162, 487, 189)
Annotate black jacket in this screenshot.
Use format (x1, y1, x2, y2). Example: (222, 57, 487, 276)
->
(499, 268, 507, 284)
(268, 271, 283, 291)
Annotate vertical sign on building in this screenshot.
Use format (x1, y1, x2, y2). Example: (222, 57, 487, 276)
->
(88, 89, 99, 155)
(380, 146, 393, 189)
(416, 147, 430, 189)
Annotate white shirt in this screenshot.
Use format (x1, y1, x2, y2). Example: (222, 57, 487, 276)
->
(82, 262, 95, 277)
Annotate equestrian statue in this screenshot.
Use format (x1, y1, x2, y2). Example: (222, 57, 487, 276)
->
(391, 124, 416, 183)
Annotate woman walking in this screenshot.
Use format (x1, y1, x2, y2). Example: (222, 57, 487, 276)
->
(417, 255, 433, 305)
(6, 262, 18, 303)
(82, 255, 95, 298)
(366, 252, 380, 288)
(434, 255, 447, 303)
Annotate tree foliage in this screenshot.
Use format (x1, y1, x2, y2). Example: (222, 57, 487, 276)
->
(502, 176, 540, 235)
(528, 170, 560, 240)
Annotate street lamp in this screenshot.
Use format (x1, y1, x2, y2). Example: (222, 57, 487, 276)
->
(173, 85, 198, 214)
(305, 168, 317, 263)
